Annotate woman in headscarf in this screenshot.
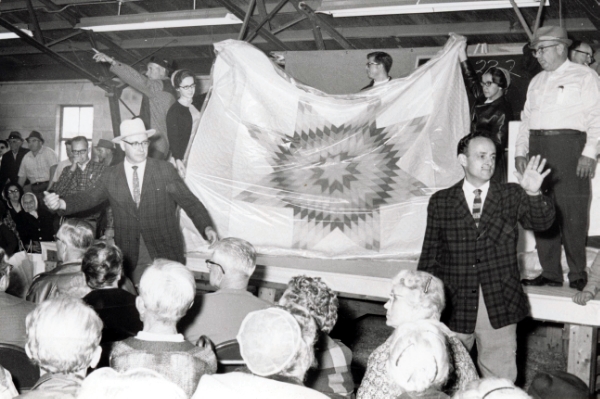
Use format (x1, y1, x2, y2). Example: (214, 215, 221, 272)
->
(15, 192, 54, 253)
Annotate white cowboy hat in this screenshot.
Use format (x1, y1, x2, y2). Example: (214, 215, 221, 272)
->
(112, 118, 156, 143)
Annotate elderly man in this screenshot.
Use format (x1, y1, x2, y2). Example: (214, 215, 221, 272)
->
(26, 219, 135, 303)
(0, 131, 29, 191)
(361, 51, 393, 91)
(93, 53, 175, 160)
(53, 136, 107, 234)
(569, 40, 596, 67)
(0, 249, 35, 348)
(19, 297, 103, 399)
(18, 131, 58, 205)
(517, 26, 600, 291)
(181, 237, 269, 346)
(418, 132, 554, 381)
(93, 139, 117, 167)
(44, 118, 218, 284)
(110, 259, 217, 398)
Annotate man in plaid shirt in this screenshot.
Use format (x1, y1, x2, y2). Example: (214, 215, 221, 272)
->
(53, 136, 108, 236)
(418, 132, 555, 382)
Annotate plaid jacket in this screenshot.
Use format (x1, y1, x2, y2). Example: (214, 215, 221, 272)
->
(54, 161, 106, 220)
(417, 180, 555, 333)
(62, 158, 214, 274)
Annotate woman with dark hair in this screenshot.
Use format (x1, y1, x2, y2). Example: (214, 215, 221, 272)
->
(166, 69, 206, 160)
(0, 205, 18, 256)
(2, 183, 23, 238)
(459, 42, 513, 183)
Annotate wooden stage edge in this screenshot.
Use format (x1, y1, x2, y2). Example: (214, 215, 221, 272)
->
(187, 253, 600, 327)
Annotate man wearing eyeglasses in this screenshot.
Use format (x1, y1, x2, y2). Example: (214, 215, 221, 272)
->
(569, 41, 596, 67)
(53, 136, 108, 236)
(517, 26, 600, 291)
(44, 118, 219, 284)
(361, 51, 393, 91)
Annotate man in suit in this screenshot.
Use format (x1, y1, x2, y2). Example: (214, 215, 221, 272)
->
(417, 132, 555, 382)
(44, 118, 219, 284)
(0, 131, 29, 192)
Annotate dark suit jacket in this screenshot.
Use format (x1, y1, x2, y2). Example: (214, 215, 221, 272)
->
(0, 291, 36, 348)
(417, 180, 555, 333)
(62, 158, 214, 273)
(0, 147, 29, 188)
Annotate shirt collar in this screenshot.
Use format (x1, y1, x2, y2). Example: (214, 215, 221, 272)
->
(463, 179, 490, 196)
(124, 158, 147, 170)
(135, 331, 185, 342)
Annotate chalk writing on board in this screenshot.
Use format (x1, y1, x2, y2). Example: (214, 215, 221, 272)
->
(474, 59, 521, 78)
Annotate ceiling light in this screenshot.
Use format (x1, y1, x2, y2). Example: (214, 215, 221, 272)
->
(0, 28, 33, 40)
(76, 9, 242, 32)
(320, 0, 549, 17)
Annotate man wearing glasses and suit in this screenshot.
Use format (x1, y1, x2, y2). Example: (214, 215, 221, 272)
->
(517, 26, 600, 291)
(44, 118, 219, 284)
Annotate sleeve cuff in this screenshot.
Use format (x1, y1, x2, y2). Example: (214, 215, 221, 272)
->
(581, 144, 598, 160)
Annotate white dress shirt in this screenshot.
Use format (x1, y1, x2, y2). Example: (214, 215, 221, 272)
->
(123, 158, 147, 201)
(462, 179, 490, 215)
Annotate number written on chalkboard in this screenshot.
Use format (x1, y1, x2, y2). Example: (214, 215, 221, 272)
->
(474, 59, 521, 78)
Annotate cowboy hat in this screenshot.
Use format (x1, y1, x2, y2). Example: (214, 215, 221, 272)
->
(112, 118, 155, 143)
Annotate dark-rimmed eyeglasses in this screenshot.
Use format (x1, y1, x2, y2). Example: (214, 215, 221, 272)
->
(7, 189, 19, 194)
(122, 141, 150, 150)
(480, 81, 496, 87)
(531, 44, 559, 57)
(71, 149, 87, 156)
(179, 84, 196, 90)
(366, 62, 380, 67)
(205, 259, 225, 274)
(572, 49, 595, 64)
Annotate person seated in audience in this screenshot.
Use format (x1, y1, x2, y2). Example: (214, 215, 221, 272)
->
(278, 276, 354, 398)
(0, 365, 18, 399)
(0, 206, 18, 256)
(78, 368, 187, 399)
(452, 378, 531, 399)
(193, 306, 328, 399)
(2, 183, 23, 242)
(110, 259, 217, 398)
(180, 237, 270, 346)
(357, 270, 478, 399)
(387, 320, 451, 399)
(17, 297, 103, 399)
(0, 249, 35, 348)
(527, 370, 588, 399)
(15, 193, 53, 253)
(26, 219, 135, 303)
(82, 242, 142, 366)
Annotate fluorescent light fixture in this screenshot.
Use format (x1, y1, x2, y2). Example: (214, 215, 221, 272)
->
(0, 29, 33, 40)
(320, 0, 549, 17)
(76, 8, 242, 32)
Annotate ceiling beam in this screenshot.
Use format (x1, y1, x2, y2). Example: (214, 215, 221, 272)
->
(575, 0, 600, 31)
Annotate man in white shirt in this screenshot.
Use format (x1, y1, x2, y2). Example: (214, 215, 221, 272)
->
(361, 51, 393, 91)
(18, 130, 58, 202)
(569, 40, 595, 67)
(517, 26, 600, 291)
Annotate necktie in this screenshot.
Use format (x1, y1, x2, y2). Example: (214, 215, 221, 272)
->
(132, 166, 140, 206)
(473, 189, 482, 227)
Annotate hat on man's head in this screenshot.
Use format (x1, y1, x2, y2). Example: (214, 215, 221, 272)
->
(529, 26, 572, 48)
(528, 371, 588, 399)
(112, 118, 155, 144)
(26, 131, 44, 143)
(96, 139, 114, 150)
(8, 131, 22, 141)
(149, 56, 173, 72)
(237, 308, 303, 377)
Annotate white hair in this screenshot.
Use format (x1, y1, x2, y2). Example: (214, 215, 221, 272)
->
(452, 378, 532, 399)
(212, 237, 256, 276)
(390, 270, 445, 321)
(138, 259, 196, 323)
(387, 319, 450, 393)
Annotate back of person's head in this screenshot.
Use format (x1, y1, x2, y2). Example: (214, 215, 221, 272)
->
(279, 275, 338, 334)
(82, 242, 123, 289)
(237, 306, 317, 381)
(25, 297, 103, 374)
(391, 270, 445, 321)
(78, 367, 187, 399)
(57, 218, 95, 251)
(453, 378, 531, 399)
(211, 237, 256, 277)
(138, 259, 195, 323)
(387, 320, 450, 394)
(367, 51, 393, 74)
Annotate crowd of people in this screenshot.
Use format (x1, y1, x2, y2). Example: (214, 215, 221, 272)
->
(0, 24, 598, 399)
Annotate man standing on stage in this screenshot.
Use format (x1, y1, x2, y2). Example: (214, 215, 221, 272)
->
(517, 26, 600, 291)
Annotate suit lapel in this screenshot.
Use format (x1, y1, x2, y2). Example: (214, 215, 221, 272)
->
(478, 181, 500, 229)
(116, 163, 138, 213)
(451, 180, 477, 230)
(139, 158, 156, 207)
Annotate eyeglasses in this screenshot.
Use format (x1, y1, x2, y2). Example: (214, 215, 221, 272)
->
(179, 84, 196, 90)
(480, 81, 496, 87)
(531, 44, 559, 57)
(366, 62, 380, 67)
(572, 49, 595, 63)
(71, 149, 87, 156)
(205, 259, 225, 274)
(7, 189, 19, 194)
(122, 141, 150, 149)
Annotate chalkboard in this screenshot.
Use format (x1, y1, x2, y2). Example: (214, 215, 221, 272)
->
(418, 48, 542, 118)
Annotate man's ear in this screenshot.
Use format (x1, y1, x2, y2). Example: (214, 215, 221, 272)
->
(0, 274, 9, 292)
(89, 346, 102, 369)
(458, 153, 468, 168)
(135, 296, 145, 316)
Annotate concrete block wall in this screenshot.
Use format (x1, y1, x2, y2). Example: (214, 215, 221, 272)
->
(0, 79, 114, 158)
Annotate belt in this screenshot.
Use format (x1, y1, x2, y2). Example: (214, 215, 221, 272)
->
(31, 181, 49, 186)
(530, 129, 585, 136)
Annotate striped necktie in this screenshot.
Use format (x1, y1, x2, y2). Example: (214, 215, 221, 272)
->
(132, 165, 141, 207)
(473, 189, 482, 227)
